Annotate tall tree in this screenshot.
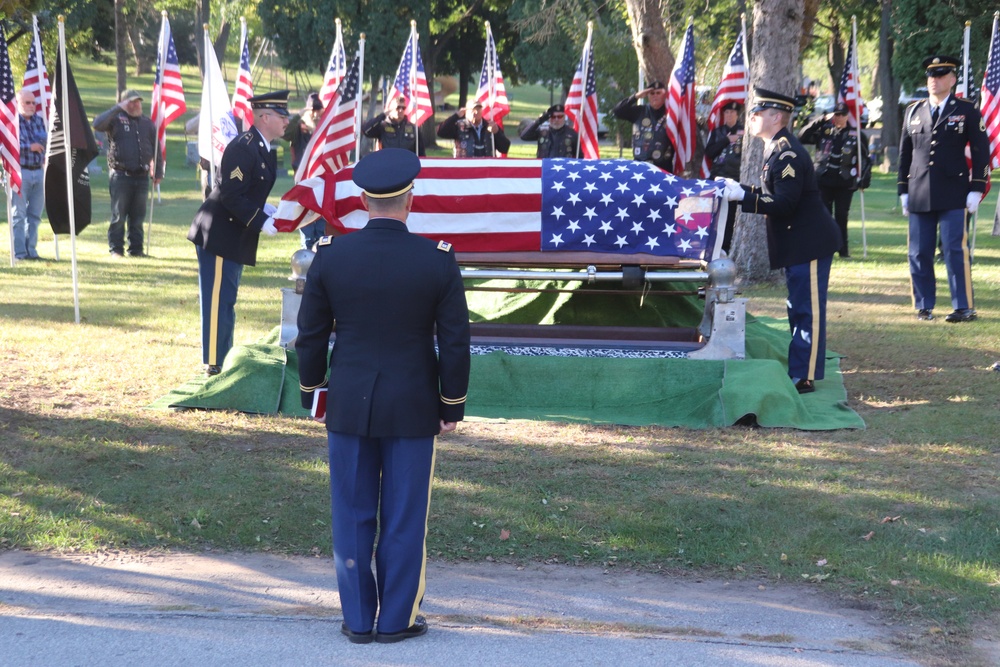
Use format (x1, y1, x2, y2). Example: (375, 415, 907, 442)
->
(879, 0, 900, 170)
(731, 0, 806, 282)
(622, 0, 673, 83)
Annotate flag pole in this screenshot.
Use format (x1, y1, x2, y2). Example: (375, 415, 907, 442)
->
(355, 34, 365, 163)
(485, 22, 496, 157)
(991, 13, 1000, 239)
(5, 180, 13, 267)
(960, 21, 980, 259)
(410, 22, 420, 158)
(204, 24, 217, 187)
(849, 16, 868, 260)
(31, 15, 56, 261)
(146, 10, 168, 256)
(57, 17, 81, 324)
(576, 23, 594, 159)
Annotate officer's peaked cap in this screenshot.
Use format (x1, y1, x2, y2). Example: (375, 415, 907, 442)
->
(352, 148, 422, 199)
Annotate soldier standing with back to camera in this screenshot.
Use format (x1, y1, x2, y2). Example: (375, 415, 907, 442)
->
(799, 101, 870, 258)
(519, 103, 579, 158)
(705, 101, 744, 253)
(611, 80, 677, 173)
(718, 88, 842, 394)
(898, 55, 990, 323)
(362, 96, 425, 155)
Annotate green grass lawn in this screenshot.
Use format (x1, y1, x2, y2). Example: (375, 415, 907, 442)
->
(2, 57, 999, 666)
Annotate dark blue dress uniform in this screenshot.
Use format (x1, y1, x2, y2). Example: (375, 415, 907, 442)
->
(187, 91, 288, 371)
(735, 90, 841, 388)
(296, 149, 470, 641)
(898, 57, 990, 319)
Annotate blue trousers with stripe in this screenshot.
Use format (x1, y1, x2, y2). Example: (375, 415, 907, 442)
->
(908, 209, 973, 311)
(785, 256, 832, 382)
(196, 246, 243, 366)
(328, 431, 436, 634)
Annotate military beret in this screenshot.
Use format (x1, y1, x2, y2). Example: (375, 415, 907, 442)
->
(750, 87, 795, 113)
(922, 55, 959, 77)
(547, 104, 566, 116)
(249, 90, 291, 116)
(352, 148, 422, 199)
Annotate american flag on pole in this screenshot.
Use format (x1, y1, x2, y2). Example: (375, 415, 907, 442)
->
(232, 19, 254, 132)
(0, 23, 20, 195)
(665, 22, 697, 174)
(150, 13, 186, 171)
(836, 30, 865, 128)
(981, 13, 1000, 170)
(22, 15, 51, 125)
(319, 19, 347, 108)
(474, 21, 509, 126)
(294, 49, 361, 182)
(276, 158, 722, 260)
(565, 24, 600, 159)
(386, 22, 434, 127)
(701, 27, 748, 177)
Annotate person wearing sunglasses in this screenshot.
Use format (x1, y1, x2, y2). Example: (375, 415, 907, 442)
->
(362, 96, 424, 156)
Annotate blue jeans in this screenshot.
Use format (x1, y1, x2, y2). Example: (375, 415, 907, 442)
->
(108, 172, 149, 255)
(12, 168, 45, 259)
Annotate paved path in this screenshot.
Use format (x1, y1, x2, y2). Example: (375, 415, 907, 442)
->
(0, 550, 923, 666)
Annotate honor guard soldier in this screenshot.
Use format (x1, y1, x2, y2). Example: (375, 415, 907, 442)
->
(705, 101, 745, 252)
(296, 148, 471, 645)
(898, 55, 990, 323)
(799, 101, 871, 258)
(718, 88, 842, 394)
(187, 90, 290, 376)
(519, 103, 580, 158)
(362, 96, 425, 155)
(436, 101, 511, 157)
(611, 80, 677, 173)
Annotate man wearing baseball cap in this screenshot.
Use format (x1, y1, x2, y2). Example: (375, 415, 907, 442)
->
(717, 87, 841, 394)
(93, 89, 163, 258)
(519, 103, 579, 158)
(611, 80, 677, 172)
(898, 55, 991, 323)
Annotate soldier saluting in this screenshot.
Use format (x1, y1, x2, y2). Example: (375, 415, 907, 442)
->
(898, 55, 990, 323)
(611, 81, 677, 173)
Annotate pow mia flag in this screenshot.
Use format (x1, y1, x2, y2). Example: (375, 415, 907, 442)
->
(45, 53, 99, 235)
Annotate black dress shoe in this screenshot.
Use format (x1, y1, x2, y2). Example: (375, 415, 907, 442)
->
(340, 623, 374, 644)
(944, 308, 977, 323)
(206, 364, 222, 376)
(916, 309, 934, 321)
(794, 379, 815, 394)
(375, 616, 428, 644)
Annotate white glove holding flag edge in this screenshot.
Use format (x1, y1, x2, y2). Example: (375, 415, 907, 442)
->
(900, 194, 909, 217)
(263, 203, 277, 217)
(261, 217, 278, 236)
(966, 192, 982, 215)
(715, 177, 745, 202)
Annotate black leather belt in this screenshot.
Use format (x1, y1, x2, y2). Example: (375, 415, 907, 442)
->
(114, 168, 148, 177)
(22, 165, 41, 171)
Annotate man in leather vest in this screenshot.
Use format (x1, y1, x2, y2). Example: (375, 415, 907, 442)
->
(611, 80, 677, 173)
(799, 101, 870, 258)
(362, 96, 425, 156)
(519, 103, 580, 158)
(436, 102, 510, 157)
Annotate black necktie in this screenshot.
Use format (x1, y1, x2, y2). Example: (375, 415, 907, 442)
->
(931, 107, 939, 125)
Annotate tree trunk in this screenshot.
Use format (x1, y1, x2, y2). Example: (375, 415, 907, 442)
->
(878, 0, 900, 172)
(214, 20, 230, 66)
(731, 0, 805, 284)
(623, 0, 674, 85)
(194, 0, 210, 76)
(115, 0, 128, 98)
(827, 28, 845, 93)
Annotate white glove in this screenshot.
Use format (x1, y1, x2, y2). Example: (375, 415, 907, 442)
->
(263, 203, 277, 217)
(261, 217, 278, 236)
(900, 194, 909, 217)
(966, 192, 982, 214)
(724, 178, 745, 202)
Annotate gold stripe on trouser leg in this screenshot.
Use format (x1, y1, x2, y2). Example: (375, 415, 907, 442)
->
(408, 439, 437, 626)
(961, 210, 973, 308)
(907, 222, 917, 309)
(807, 260, 820, 381)
(208, 255, 224, 366)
